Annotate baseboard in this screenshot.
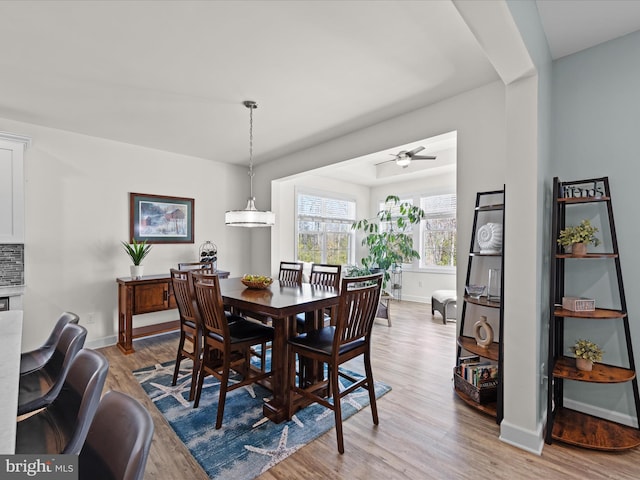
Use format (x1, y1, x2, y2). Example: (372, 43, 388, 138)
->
(86, 335, 118, 350)
(564, 398, 639, 428)
(499, 419, 544, 455)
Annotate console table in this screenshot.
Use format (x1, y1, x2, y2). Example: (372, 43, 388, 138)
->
(117, 271, 229, 354)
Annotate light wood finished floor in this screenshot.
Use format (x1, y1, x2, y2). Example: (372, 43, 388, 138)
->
(99, 301, 640, 479)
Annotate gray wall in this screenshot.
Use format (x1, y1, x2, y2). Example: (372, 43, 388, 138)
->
(551, 29, 640, 425)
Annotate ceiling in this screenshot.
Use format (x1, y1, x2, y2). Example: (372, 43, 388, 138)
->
(1, 1, 639, 177)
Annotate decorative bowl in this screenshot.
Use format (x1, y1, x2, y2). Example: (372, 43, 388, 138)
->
(241, 275, 273, 289)
(465, 284, 486, 299)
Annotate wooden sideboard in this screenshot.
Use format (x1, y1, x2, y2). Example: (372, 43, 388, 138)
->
(117, 271, 229, 354)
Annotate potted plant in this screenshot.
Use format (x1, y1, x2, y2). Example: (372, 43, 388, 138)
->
(121, 239, 152, 279)
(569, 338, 604, 371)
(557, 219, 600, 256)
(352, 195, 425, 291)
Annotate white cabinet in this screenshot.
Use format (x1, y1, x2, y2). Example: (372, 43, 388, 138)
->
(0, 133, 30, 244)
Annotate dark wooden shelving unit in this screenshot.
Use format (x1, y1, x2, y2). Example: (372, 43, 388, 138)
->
(546, 176, 640, 450)
(454, 188, 505, 423)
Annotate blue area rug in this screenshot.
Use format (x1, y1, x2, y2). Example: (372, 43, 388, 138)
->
(134, 357, 391, 479)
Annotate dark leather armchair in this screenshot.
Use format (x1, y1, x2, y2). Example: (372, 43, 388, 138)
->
(79, 390, 154, 480)
(16, 348, 109, 454)
(20, 311, 80, 375)
(18, 323, 87, 416)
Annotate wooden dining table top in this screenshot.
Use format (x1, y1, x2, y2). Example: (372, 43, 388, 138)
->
(219, 277, 339, 319)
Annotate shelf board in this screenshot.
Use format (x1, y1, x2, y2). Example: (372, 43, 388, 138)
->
(475, 203, 504, 212)
(553, 307, 626, 319)
(464, 295, 500, 309)
(469, 252, 502, 257)
(551, 407, 640, 451)
(453, 386, 497, 418)
(553, 356, 635, 383)
(457, 336, 499, 361)
(556, 253, 618, 259)
(557, 196, 610, 204)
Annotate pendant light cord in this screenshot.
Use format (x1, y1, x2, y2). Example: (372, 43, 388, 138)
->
(245, 101, 257, 200)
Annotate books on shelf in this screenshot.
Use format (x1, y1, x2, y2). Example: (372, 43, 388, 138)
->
(456, 361, 498, 388)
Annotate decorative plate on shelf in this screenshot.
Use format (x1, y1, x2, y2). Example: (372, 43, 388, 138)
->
(241, 275, 273, 289)
(477, 222, 503, 254)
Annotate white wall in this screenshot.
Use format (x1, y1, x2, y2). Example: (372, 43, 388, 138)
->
(551, 29, 640, 425)
(0, 117, 251, 351)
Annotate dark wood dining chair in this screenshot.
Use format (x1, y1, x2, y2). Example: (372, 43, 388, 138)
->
(79, 390, 154, 480)
(169, 268, 208, 402)
(191, 271, 274, 429)
(278, 261, 303, 284)
(287, 272, 383, 453)
(296, 263, 342, 333)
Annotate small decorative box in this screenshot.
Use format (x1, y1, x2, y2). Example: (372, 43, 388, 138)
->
(562, 296, 596, 312)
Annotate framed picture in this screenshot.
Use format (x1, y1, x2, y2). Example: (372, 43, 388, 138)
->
(129, 193, 194, 244)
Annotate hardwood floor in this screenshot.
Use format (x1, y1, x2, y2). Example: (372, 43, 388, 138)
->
(99, 301, 640, 479)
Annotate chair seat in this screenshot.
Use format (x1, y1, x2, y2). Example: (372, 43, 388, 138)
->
(206, 318, 274, 344)
(18, 368, 56, 415)
(16, 408, 74, 454)
(289, 326, 365, 356)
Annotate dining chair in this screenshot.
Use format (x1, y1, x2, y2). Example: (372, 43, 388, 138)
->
(278, 261, 303, 285)
(20, 311, 80, 375)
(287, 272, 383, 453)
(296, 263, 342, 333)
(17, 323, 87, 416)
(79, 390, 154, 480)
(169, 268, 207, 402)
(15, 348, 109, 455)
(191, 271, 274, 428)
(178, 261, 214, 271)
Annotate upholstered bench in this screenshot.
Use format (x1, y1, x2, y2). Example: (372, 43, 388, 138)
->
(431, 290, 457, 324)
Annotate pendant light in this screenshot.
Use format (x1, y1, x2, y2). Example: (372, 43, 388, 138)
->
(225, 100, 275, 227)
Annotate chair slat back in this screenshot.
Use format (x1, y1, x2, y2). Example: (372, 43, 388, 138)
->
(310, 263, 342, 289)
(334, 273, 383, 347)
(191, 272, 229, 339)
(169, 268, 198, 324)
(279, 261, 303, 284)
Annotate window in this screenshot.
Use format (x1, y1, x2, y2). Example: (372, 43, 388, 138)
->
(420, 194, 456, 269)
(296, 192, 356, 265)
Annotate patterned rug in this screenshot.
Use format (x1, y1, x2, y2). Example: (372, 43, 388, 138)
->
(134, 357, 391, 479)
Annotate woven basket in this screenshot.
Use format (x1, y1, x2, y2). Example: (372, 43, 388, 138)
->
(453, 367, 497, 404)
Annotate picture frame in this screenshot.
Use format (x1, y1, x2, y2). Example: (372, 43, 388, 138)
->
(129, 193, 194, 244)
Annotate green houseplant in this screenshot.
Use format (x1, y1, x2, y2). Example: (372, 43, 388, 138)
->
(121, 239, 152, 279)
(569, 338, 604, 371)
(557, 219, 600, 256)
(351, 195, 425, 289)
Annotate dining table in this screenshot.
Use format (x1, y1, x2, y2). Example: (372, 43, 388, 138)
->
(219, 277, 339, 423)
(0, 310, 23, 454)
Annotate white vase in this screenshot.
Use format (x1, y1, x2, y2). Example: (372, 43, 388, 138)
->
(130, 265, 144, 280)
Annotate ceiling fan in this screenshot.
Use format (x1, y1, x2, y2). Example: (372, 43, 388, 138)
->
(376, 146, 436, 168)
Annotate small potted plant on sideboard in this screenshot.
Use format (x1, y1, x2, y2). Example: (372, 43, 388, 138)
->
(121, 239, 152, 279)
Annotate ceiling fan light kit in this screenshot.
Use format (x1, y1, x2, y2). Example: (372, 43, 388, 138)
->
(225, 100, 275, 228)
(376, 145, 437, 168)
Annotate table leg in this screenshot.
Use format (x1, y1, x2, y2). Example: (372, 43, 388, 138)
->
(263, 315, 290, 423)
(117, 284, 135, 354)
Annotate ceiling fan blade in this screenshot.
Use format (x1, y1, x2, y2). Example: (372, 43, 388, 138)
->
(375, 158, 397, 166)
(411, 155, 437, 160)
(407, 146, 425, 156)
